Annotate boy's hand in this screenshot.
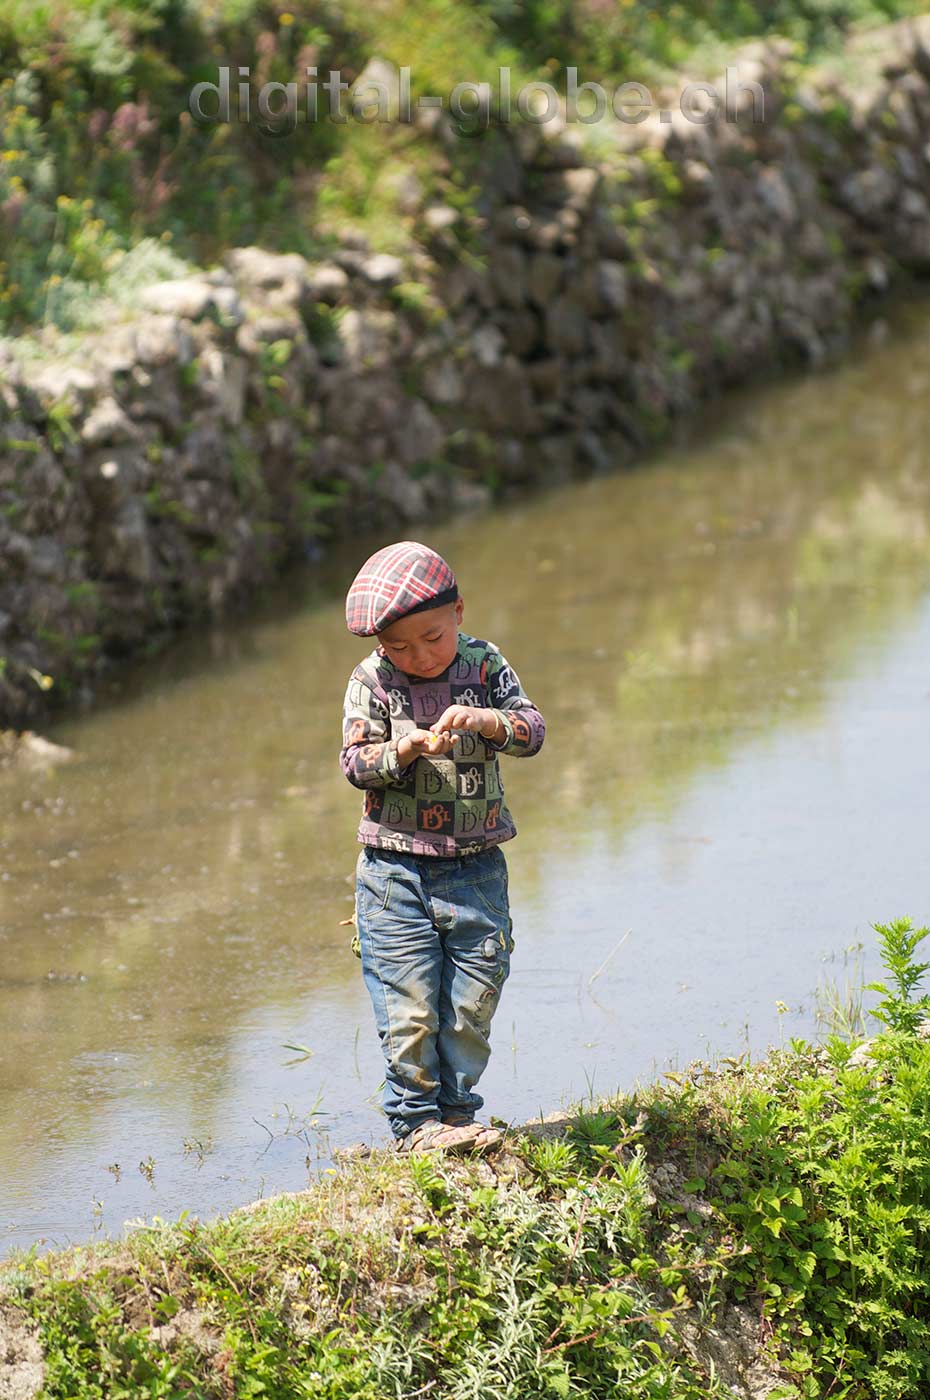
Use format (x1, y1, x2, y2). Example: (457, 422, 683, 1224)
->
(396, 728, 457, 768)
(431, 706, 505, 743)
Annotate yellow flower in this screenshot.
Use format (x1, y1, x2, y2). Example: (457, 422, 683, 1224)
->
(1, 150, 21, 162)
(775, 1000, 789, 1015)
(279, 10, 294, 23)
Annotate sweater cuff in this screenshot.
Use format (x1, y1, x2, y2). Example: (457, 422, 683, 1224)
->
(381, 739, 403, 780)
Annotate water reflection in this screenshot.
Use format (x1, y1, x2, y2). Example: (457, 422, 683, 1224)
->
(2, 302, 930, 1253)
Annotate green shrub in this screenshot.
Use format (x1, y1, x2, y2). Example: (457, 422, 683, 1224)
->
(708, 917, 930, 1398)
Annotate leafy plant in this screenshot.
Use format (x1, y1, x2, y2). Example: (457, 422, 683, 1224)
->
(867, 916, 930, 1034)
(708, 917, 930, 1398)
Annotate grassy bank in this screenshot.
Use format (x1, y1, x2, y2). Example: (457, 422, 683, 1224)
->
(3, 917, 930, 1399)
(1, 0, 928, 336)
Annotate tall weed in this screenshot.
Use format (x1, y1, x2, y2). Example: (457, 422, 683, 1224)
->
(712, 918, 930, 1398)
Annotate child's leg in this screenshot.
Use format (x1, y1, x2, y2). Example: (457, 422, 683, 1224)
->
(434, 847, 512, 1122)
(355, 848, 445, 1141)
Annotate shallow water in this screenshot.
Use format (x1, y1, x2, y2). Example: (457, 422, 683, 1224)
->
(3, 302, 930, 1255)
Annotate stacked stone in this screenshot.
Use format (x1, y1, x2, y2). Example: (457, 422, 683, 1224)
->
(3, 19, 930, 725)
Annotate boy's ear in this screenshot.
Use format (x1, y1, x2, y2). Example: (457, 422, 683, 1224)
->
(454, 596, 464, 623)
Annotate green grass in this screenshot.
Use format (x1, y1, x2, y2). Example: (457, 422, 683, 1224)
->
(4, 918, 930, 1397)
(1, 0, 928, 334)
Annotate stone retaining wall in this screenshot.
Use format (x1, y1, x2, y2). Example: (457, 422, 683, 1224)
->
(3, 19, 930, 725)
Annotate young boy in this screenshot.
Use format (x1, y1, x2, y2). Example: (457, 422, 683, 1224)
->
(340, 540, 546, 1154)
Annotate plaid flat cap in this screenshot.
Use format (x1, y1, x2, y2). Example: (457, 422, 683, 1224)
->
(345, 540, 458, 636)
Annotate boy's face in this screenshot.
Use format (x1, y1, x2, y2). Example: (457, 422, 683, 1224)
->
(376, 597, 464, 679)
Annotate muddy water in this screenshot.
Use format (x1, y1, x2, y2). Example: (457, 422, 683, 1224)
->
(3, 303, 930, 1254)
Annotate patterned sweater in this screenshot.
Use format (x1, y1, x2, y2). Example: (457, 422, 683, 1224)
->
(340, 631, 546, 856)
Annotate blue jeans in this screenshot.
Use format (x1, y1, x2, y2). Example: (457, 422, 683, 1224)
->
(355, 844, 513, 1140)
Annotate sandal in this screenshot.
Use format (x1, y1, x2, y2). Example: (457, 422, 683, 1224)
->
(394, 1118, 482, 1155)
(440, 1111, 504, 1151)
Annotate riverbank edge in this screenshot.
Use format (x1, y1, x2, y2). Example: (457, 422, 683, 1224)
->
(0, 1057, 828, 1400)
(4, 17, 930, 732)
(4, 960, 930, 1400)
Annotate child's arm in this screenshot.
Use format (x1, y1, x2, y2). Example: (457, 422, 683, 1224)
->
(339, 673, 406, 788)
(340, 672, 459, 786)
(429, 647, 546, 758)
(481, 647, 546, 758)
